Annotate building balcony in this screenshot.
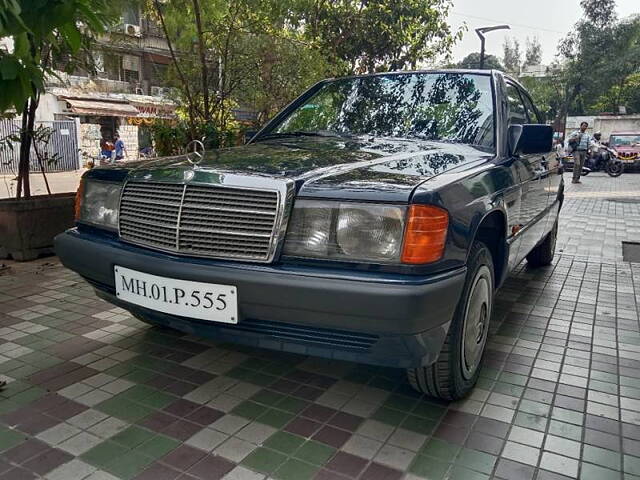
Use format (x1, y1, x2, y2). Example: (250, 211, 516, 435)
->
(46, 72, 141, 94)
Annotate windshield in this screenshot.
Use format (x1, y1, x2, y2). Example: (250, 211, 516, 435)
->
(268, 73, 495, 149)
(611, 135, 640, 147)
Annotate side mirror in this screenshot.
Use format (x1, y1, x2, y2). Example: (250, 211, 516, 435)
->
(244, 130, 258, 144)
(508, 124, 554, 156)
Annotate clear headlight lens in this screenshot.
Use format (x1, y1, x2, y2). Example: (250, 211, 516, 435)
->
(78, 180, 122, 230)
(283, 200, 406, 263)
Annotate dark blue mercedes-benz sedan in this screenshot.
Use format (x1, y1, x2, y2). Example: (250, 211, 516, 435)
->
(56, 70, 563, 400)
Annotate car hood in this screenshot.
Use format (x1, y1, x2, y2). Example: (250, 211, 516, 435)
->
(116, 136, 494, 202)
(614, 145, 640, 153)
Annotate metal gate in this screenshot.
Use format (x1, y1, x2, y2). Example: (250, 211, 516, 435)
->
(0, 119, 80, 174)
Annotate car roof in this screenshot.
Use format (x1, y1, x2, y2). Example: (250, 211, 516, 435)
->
(324, 68, 497, 82)
(611, 131, 640, 135)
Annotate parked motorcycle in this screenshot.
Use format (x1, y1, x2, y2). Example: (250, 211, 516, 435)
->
(583, 144, 624, 177)
(562, 144, 623, 178)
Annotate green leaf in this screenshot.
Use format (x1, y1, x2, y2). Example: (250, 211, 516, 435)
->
(0, 57, 19, 80)
(59, 23, 82, 52)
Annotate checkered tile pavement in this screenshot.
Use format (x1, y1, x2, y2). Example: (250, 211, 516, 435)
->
(1, 172, 640, 480)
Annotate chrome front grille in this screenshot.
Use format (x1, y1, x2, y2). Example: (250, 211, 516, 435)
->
(119, 181, 281, 261)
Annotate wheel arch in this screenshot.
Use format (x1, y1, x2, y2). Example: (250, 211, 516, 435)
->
(468, 208, 509, 289)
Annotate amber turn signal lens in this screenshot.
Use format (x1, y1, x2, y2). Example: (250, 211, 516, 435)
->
(401, 205, 449, 264)
(74, 178, 85, 222)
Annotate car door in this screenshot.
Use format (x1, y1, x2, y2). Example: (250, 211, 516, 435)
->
(520, 90, 557, 207)
(521, 90, 561, 227)
(505, 81, 549, 265)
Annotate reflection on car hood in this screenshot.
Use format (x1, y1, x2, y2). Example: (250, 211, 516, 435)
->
(125, 136, 493, 202)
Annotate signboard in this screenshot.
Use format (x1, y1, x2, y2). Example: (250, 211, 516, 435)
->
(131, 103, 176, 119)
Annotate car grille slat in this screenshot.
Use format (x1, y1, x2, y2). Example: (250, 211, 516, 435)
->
(120, 219, 178, 234)
(120, 210, 179, 224)
(180, 216, 274, 231)
(178, 227, 272, 238)
(186, 190, 278, 202)
(181, 203, 276, 216)
(119, 181, 281, 261)
(122, 231, 177, 248)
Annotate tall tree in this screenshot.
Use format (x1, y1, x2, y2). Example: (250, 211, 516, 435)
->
(519, 65, 565, 122)
(558, 0, 640, 115)
(454, 52, 503, 71)
(593, 72, 640, 113)
(523, 37, 542, 69)
(502, 37, 521, 75)
(147, 0, 326, 139)
(580, 0, 617, 27)
(145, 0, 461, 141)
(299, 0, 462, 74)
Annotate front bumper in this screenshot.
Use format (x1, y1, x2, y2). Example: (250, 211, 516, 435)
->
(55, 229, 466, 368)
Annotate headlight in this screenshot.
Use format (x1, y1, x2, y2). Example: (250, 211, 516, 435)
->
(76, 179, 122, 230)
(284, 200, 405, 262)
(283, 200, 448, 264)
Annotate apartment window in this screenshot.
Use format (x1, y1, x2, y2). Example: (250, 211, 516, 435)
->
(150, 62, 169, 85)
(123, 55, 140, 83)
(104, 54, 122, 81)
(123, 69, 139, 83)
(103, 54, 140, 83)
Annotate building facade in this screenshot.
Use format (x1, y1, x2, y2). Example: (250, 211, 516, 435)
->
(40, 6, 177, 165)
(565, 115, 640, 142)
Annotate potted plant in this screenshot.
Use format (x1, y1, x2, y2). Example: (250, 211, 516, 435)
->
(0, 0, 116, 260)
(0, 125, 77, 260)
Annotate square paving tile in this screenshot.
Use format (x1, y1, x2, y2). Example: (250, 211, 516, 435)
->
(2, 174, 640, 479)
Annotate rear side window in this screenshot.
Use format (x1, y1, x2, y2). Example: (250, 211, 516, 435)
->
(505, 83, 527, 125)
(520, 91, 542, 123)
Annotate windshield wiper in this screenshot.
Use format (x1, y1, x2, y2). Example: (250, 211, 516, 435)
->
(254, 131, 341, 141)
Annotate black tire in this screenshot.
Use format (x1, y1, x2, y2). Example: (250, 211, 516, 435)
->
(606, 161, 623, 177)
(407, 241, 494, 401)
(526, 221, 557, 267)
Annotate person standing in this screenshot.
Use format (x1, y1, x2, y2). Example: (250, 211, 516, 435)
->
(567, 121, 594, 184)
(100, 137, 114, 164)
(114, 133, 128, 162)
(554, 137, 565, 157)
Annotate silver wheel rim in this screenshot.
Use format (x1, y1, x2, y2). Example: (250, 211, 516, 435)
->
(461, 266, 492, 380)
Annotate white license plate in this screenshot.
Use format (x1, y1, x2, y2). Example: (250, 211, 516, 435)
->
(114, 266, 238, 323)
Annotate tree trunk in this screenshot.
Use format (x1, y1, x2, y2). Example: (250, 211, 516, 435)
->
(152, 0, 198, 138)
(32, 133, 52, 195)
(192, 0, 210, 120)
(16, 97, 37, 199)
(16, 103, 29, 199)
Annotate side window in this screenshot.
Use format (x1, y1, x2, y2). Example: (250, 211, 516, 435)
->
(520, 91, 542, 124)
(505, 83, 527, 126)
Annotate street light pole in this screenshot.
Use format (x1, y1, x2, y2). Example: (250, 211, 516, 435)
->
(475, 25, 510, 69)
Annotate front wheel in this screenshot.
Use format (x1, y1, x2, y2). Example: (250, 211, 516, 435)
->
(606, 161, 623, 177)
(407, 242, 494, 401)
